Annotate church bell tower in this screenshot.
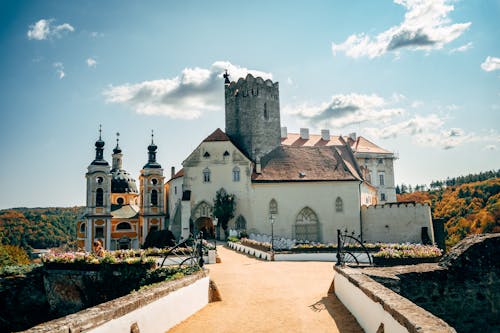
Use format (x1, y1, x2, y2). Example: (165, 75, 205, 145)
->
(85, 126, 112, 251)
(139, 131, 165, 244)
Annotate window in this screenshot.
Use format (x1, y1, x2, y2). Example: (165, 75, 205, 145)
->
(96, 176, 103, 184)
(96, 188, 104, 207)
(269, 199, 278, 215)
(203, 168, 211, 183)
(80, 222, 86, 234)
(151, 178, 158, 185)
(223, 150, 230, 157)
(117, 197, 124, 205)
(174, 186, 177, 195)
(149, 225, 159, 233)
(365, 158, 369, 164)
(379, 174, 385, 186)
(378, 158, 384, 165)
(203, 151, 210, 158)
(233, 166, 240, 182)
(235, 216, 246, 230)
(116, 222, 132, 230)
(264, 102, 269, 120)
(151, 189, 158, 206)
(381, 193, 386, 201)
(95, 226, 104, 238)
(335, 197, 343, 212)
(295, 207, 319, 242)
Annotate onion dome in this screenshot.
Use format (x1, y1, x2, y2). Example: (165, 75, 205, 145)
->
(111, 168, 138, 193)
(143, 130, 161, 169)
(113, 132, 122, 154)
(91, 125, 109, 166)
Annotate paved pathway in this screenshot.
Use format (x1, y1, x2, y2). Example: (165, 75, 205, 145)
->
(168, 246, 362, 333)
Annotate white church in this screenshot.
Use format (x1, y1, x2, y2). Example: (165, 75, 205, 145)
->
(167, 73, 434, 245)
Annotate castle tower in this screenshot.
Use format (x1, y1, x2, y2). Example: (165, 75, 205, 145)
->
(225, 73, 281, 161)
(139, 131, 165, 244)
(85, 126, 112, 251)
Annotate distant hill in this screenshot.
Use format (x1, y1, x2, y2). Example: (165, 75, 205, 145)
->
(398, 178, 500, 247)
(0, 207, 84, 250)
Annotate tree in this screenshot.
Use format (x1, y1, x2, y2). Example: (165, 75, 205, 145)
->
(212, 188, 236, 240)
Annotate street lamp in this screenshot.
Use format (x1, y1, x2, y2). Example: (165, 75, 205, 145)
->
(269, 214, 275, 252)
(212, 217, 218, 251)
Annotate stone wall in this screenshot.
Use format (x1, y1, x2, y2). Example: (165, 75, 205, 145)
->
(365, 233, 500, 332)
(362, 202, 434, 244)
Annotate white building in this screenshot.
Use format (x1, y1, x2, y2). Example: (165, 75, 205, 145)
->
(166, 73, 433, 244)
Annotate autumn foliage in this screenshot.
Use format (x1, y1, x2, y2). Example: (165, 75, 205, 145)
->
(398, 178, 500, 248)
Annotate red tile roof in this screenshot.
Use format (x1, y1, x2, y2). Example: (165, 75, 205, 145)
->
(252, 145, 363, 182)
(203, 128, 230, 142)
(282, 133, 391, 154)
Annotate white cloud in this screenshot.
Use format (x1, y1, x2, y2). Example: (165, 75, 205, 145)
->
(90, 31, 104, 38)
(103, 61, 272, 119)
(53, 62, 65, 79)
(87, 58, 97, 68)
(27, 19, 74, 40)
(332, 0, 471, 58)
(363, 114, 444, 139)
(449, 42, 473, 53)
(481, 56, 500, 72)
(287, 77, 294, 85)
(410, 100, 423, 108)
(286, 93, 404, 128)
(484, 144, 497, 151)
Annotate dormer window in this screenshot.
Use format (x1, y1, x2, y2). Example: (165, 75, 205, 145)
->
(203, 151, 210, 158)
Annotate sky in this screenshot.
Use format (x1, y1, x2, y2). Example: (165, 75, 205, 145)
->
(0, 0, 499, 209)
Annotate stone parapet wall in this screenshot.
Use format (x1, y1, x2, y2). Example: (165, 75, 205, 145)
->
(362, 202, 434, 244)
(24, 270, 209, 333)
(334, 266, 455, 333)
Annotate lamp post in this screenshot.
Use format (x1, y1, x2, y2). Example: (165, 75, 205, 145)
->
(212, 217, 218, 251)
(269, 214, 275, 252)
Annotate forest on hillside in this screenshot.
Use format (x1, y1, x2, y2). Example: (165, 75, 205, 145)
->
(0, 207, 84, 250)
(398, 177, 500, 247)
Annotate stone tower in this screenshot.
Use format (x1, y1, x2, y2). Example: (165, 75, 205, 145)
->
(85, 126, 112, 251)
(139, 131, 165, 242)
(225, 73, 281, 161)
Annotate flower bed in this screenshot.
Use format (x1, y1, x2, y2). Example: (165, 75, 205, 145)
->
(240, 238, 271, 252)
(373, 244, 442, 266)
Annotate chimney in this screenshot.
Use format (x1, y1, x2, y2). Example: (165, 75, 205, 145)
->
(255, 157, 262, 174)
(321, 129, 330, 141)
(280, 126, 288, 139)
(171, 166, 175, 178)
(300, 128, 309, 140)
(349, 132, 357, 141)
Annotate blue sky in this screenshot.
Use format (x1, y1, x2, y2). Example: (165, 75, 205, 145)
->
(0, 0, 499, 209)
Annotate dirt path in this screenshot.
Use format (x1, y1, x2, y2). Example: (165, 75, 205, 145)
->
(168, 246, 362, 333)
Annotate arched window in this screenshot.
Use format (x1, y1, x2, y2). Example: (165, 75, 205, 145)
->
(235, 215, 246, 230)
(116, 222, 132, 230)
(335, 197, 343, 212)
(264, 102, 269, 120)
(151, 189, 158, 206)
(193, 201, 212, 220)
(295, 207, 319, 242)
(269, 199, 278, 215)
(80, 222, 86, 234)
(203, 168, 211, 183)
(233, 166, 240, 182)
(151, 178, 158, 185)
(96, 176, 103, 184)
(96, 188, 104, 207)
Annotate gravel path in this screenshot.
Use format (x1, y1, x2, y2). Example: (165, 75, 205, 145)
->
(168, 246, 362, 333)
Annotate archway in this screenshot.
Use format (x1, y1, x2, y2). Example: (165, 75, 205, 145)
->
(295, 207, 320, 242)
(194, 216, 214, 239)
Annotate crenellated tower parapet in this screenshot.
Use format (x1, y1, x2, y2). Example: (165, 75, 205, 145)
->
(225, 73, 281, 162)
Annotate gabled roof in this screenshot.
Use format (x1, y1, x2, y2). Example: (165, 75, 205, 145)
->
(203, 128, 230, 142)
(252, 145, 363, 182)
(111, 204, 139, 219)
(281, 133, 392, 155)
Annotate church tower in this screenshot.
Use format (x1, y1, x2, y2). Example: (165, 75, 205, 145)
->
(225, 73, 281, 162)
(139, 131, 165, 243)
(85, 126, 112, 251)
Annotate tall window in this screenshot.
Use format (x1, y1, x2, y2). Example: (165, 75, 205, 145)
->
(233, 166, 240, 182)
(80, 222, 86, 234)
(264, 102, 269, 120)
(203, 168, 211, 183)
(379, 174, 385, 186)
(96, 188, 104, 207)
(235, 215, 246, 230)
(381, 193, 386, 201)
(335, 197, 343, 212)
(95, 226, 104, 238)
(151, 189, 158, 206)
(269, 199, 278, 215)
(295, 207, 319, 242)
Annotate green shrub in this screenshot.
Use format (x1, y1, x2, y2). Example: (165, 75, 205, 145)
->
(0, 244, 30, 267)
